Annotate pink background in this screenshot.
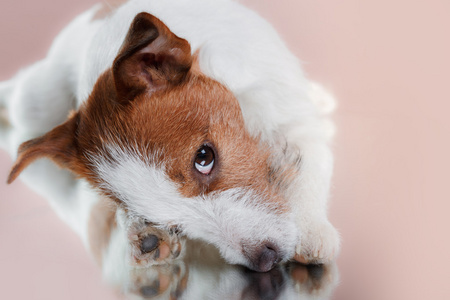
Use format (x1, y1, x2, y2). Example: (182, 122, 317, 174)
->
(1, 0, 449, 299)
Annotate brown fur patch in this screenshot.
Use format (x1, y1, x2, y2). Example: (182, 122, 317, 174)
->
(7, 113, 86, 184)
(75, 68, 287, 209)
(88, 197, 118, 265)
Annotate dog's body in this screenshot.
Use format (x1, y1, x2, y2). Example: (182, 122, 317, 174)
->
(0, 0, 339, 273)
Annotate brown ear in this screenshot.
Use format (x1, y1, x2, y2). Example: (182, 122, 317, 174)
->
(113, 12, 192, 103)
(7, 113, 81, 184)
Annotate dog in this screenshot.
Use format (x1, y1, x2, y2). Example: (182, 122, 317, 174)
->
(0, 0, 339, 273)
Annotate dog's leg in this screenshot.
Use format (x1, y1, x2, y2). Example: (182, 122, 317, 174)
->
(1, 63, 77, 215)
(8, 61, 75, 139)
(292, 141, 340, 264)
(283, 90, 340, 264)
(0, 57, 77, 155)
(98, 208, 186, 288)
(2, 58, 90, 234)
(271, 135, 339, 264)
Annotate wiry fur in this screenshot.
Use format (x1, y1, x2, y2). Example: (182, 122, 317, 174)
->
(88, 142, 298, 266)
(1, 0, 340, 272)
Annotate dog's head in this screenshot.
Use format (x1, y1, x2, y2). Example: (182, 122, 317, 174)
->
(8, 13, 300, 272)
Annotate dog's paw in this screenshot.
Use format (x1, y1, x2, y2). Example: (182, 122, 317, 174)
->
(294, 220, 340, 264)
(127, 219, 185, 267)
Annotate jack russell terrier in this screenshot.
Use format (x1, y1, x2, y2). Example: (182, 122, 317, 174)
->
(0, 0, 340, 273)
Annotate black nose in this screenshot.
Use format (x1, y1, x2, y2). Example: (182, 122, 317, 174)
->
(254, 244, 279, 272)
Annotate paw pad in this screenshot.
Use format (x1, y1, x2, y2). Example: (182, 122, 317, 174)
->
(141, 235, 159, 254)
(128, 219, 185, 267)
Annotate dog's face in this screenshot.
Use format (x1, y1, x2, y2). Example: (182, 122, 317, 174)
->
(8, 13, 299, 272)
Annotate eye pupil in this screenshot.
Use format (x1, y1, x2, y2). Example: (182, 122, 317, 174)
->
(194, 145, 215, 175)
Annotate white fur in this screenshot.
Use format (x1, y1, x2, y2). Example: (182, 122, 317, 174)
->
(88, 143, 298, 268)
(101, 208, 131, 285)
(0, 0, 339, 268)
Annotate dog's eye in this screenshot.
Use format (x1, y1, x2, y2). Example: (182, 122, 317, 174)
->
(194, 145, 214, 175)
